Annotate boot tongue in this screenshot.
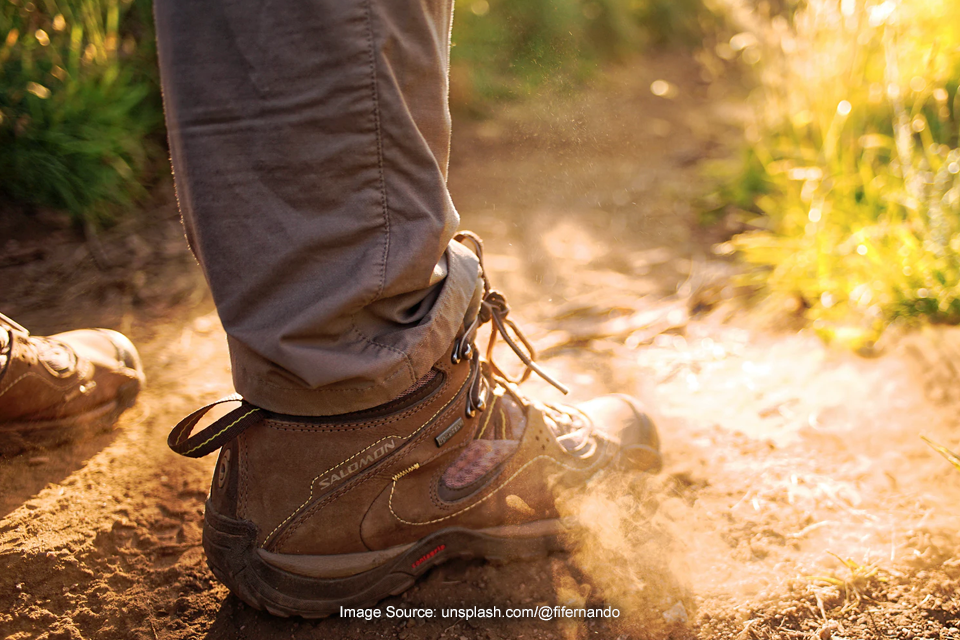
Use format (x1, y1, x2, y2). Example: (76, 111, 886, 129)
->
(480, 387, 591, 456)
(474, 390, 525, 441)
(440, 393, 593, 491)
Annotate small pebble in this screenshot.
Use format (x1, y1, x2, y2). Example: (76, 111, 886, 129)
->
(819, 621, 840, 640)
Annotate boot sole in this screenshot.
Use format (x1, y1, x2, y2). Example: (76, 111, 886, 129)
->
(0, 380, 141, 455)
(203, 499, 571, 618)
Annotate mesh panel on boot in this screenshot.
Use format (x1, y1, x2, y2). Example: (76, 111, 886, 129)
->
(442, 439, 518, 488)
(442, 393, 527, 489)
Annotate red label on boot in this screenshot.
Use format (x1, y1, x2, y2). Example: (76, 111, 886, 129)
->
(411, 544, 446, 570)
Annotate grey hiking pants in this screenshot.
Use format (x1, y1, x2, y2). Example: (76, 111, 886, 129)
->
(153, 0, 479, 415)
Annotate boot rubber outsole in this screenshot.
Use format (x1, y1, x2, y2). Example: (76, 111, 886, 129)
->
(202, 499, 570, 618)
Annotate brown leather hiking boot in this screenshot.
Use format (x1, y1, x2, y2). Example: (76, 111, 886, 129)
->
(168, 234, 662, 618)
(0, 313, 145, 455)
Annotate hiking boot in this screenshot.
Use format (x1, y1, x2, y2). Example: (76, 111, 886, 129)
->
(0, 313, 145, 455)
(168, 233, 662, 618)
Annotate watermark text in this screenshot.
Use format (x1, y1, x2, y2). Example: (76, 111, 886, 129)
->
(339, 605, 620, 621)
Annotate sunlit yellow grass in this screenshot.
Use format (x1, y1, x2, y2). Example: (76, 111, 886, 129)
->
(722, 0, 960, 348)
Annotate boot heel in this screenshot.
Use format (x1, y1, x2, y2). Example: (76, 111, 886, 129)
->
(202, 499, 268, 612)
(202, 499, 417, 618)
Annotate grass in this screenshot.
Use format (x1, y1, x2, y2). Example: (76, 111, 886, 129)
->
(0, 0, 162, 226)
(714, 0, 960, 348)
(921, 435, 960, 472)
(807, 552, 886, 612)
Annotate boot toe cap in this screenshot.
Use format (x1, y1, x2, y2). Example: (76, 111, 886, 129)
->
(94, 329, 144, 378)
(575, 393, 662, 473)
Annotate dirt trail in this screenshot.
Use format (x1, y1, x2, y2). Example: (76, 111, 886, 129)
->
(3, 53, 960, 640)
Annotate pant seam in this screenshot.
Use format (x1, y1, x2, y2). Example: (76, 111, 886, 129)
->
(443, 0, 456, 177)
(363, 0, 390, 304)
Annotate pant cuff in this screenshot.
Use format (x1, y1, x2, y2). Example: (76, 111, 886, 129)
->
(229, 240, 480, 416)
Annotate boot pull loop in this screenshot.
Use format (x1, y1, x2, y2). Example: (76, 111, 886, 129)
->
(168, 394, 263, 458)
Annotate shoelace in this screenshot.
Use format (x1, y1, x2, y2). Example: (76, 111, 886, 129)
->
(540, 404, 598, 457)
(452, 232, 568, 417)
(452, 233, 596, 456)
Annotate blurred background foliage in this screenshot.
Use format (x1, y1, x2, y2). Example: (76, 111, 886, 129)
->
(448, 0, 717, 106)
(0, 0, 162, 226)
(4, 0, 960, 347)
(714, 0, 960, 349)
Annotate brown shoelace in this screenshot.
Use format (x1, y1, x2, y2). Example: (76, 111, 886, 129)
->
(452, 232, 568, 419)
(451, 233, 595, 456)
